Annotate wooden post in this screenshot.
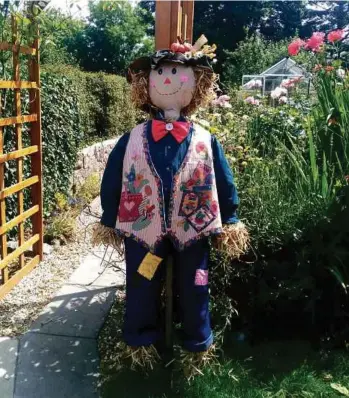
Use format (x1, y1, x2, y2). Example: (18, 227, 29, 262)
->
(0, 15, 43, 299)
(28, 24, 43, 260)
(12, 16, 25, 269)
(155, 0, 195, 356)
(155, 0, 194, 50)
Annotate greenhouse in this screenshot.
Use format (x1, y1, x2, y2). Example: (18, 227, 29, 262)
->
(242, 57, 311, 100)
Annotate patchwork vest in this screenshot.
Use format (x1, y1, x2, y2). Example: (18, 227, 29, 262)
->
(114, 122, 223, 252)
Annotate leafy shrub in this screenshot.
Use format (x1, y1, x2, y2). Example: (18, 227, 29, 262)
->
(42, 65, 143, 145)
(3, 64, 141, 229)
(44, 210, 77, 243)
(76, 172, 101, 205)
(195, 64, 349, 347)
(3, 70, 81, 226)
(40, 71, 82, 216)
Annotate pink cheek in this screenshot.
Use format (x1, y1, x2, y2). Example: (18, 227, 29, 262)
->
(149, 79, 156, 88)
(180, 75, 189, 83)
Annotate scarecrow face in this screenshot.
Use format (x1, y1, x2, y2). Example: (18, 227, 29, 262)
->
(149, 63, 195, 117)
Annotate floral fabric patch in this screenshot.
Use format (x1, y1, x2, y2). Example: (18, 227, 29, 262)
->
(119, 163, 155, 231)
(178, 161, 217, 232)
(195, 269, 209, 286)
(187, 205, 216, 232)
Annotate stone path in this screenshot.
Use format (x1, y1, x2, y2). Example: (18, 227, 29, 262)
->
(0, 244, 125, 398)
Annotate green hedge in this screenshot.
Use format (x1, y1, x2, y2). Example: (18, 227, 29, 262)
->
(4, 71, 81, 222)
(4, 65, 140, 226)
(42, 65, 142, 145)
(41, 71, 82, 215)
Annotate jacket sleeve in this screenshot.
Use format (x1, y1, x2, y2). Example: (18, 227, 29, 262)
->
(100, 133, 129, 228)
(211, 135, 239, 224)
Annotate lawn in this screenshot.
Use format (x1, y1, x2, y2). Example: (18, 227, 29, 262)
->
(99, 295, 349, 398)
(101, 339, 349, 398)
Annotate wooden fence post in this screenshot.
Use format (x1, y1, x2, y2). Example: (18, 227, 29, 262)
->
(0, 15, 43, 299)
(155, 0, 194, 50)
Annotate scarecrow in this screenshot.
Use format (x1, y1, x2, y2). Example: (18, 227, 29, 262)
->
(93, 35, 249, 373)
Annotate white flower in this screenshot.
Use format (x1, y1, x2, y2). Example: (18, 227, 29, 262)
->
(244, 96, 255, 104)
(271, 87, 288, 99)
(244, 96, 260, 106)
(211, 95, 232, 108)
(245, 79, 263, 89)
(279, 96, 288, 104)
(337, 68, 346, 79)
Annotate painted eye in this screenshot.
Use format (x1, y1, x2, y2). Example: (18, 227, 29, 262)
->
(172, 68, 177, 75)
(158, 68, 163, 75)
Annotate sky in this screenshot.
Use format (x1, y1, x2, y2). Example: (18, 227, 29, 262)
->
(47, 0, 138, 19)
(47, 0, 91, 19)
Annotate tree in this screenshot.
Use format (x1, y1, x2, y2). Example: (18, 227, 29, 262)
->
(259, 1, 310, 40)
(222, 34, 289, 87)
(305, 1, 349, 31)
(38, 9, 85, 65)
(72, 1, 154, 74)
(193, 1, 308, 75)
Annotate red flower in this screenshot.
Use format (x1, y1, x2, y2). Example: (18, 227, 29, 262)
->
(288, 38, 305, 56)
(328, 29, 344, 43)
(305, 32, 325, 52)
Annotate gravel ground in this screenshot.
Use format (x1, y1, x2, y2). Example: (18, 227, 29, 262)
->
(0, 198, 101, 337)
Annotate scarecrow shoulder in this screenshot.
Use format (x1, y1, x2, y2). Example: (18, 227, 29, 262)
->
(192, 122, 211, 139)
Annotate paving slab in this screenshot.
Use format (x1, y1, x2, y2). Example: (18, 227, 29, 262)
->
(68, 249, 125, 288)
(28, 284, 116, 338)
(0, 337, 18, 398)
(14, 333, 99, 398)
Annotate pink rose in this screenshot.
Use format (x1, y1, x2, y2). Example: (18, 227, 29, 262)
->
(305, 32, 325, 52)
(244, 96, 260, 106)
(288, 38, 305, 56)
(328, 29, 344, 43)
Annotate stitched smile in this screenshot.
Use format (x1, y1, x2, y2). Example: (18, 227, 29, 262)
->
(154, 82, 184, 96)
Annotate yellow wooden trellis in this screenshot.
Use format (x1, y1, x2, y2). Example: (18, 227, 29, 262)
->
(0, 15, 43, 300)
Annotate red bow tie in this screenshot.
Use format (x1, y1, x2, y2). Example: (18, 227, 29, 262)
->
(152, 120, 190, 144)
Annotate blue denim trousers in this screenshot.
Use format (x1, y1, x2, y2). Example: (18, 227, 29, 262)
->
(122, 237, 213, 352)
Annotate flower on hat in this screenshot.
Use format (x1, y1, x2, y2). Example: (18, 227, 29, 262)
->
(170, 34, 217, 61)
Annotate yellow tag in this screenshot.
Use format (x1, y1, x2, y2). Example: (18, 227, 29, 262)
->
(137, 253, 163, 280)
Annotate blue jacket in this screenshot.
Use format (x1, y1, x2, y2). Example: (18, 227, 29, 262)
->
(100, 118, 239, 228)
